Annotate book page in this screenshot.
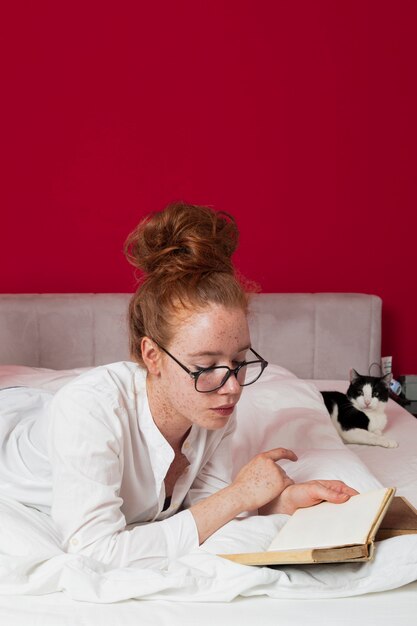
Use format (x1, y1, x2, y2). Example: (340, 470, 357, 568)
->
(267, 488, 390, 552)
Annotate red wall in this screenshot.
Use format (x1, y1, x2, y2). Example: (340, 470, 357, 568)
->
(1, 1, 416, 375)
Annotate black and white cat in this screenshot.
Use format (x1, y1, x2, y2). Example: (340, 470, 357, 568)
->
(321, 369, 398, 448)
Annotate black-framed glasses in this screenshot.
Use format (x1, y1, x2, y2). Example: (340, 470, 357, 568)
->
(154, 341, 268, 393)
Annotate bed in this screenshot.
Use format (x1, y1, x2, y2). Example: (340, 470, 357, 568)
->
(0, 292, 416, 626)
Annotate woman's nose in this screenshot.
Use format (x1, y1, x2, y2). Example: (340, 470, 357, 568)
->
(219, 372, 241, 394)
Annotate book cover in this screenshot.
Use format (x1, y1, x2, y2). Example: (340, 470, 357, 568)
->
(375, 496, 417, 540)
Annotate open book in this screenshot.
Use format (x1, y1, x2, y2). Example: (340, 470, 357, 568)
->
(220, 487, 402, 566)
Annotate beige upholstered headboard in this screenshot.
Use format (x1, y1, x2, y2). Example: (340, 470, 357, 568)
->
(0, 293, 381, 380)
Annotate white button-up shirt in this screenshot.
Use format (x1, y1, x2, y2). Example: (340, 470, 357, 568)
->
(46, 362, 236, 568)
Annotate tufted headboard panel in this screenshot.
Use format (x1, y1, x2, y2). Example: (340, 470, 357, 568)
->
(0, 292, 381, 380)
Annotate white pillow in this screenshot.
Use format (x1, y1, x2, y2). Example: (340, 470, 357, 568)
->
(0, 365, 90, 392)
(232, 364, 343, 471)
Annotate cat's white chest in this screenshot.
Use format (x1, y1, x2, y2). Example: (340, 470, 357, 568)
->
(363, 407, 388, 434)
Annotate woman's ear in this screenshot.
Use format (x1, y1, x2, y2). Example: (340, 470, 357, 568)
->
(141, 337, 162, 375)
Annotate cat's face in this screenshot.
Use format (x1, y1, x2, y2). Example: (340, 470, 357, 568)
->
(347, 371, 390, 412)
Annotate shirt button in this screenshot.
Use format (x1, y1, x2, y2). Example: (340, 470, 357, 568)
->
(183, 442, 190, 450)
(70, 538, 79, 547)
(173, 502, 179, 509)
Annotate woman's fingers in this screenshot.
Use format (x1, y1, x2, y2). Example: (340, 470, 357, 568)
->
(310, 480, 358, 503)
(316, 480, 359, 497)
(259, 479, 359, 516)
(232, 448, 298, 511)
(260, 448, 298, 463)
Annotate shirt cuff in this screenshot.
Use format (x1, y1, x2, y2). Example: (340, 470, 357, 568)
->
(160, 509, 199, 560)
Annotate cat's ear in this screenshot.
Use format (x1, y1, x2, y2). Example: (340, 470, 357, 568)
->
(349, 368, 361, 382)
(381, 372, 393, 386)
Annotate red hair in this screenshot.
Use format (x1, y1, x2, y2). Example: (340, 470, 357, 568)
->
(124, 202, 249, 366)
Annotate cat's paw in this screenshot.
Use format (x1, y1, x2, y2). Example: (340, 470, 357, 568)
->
(373, 429, 383, 436)
(380, 438, 399, 448)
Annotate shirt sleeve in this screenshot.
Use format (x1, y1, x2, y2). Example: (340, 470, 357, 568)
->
(184, 412, 237, 508)
(48, 384, 198, 569)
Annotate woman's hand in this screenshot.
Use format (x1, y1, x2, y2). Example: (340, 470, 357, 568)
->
(259, 480, 359, 516)
(191, 448, 297, 545)
(231, 448, 298, 512)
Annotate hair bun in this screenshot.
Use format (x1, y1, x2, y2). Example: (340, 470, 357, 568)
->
(125, 202, 239, 279)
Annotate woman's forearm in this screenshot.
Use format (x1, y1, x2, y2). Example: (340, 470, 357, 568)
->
(189, 484, 247, 544)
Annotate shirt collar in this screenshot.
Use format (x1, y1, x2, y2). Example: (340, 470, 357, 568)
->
(134, 368, 174, 486)
(133, 367, 205, 481)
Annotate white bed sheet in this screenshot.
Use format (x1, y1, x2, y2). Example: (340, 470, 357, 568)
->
(0, 584, 417, 626)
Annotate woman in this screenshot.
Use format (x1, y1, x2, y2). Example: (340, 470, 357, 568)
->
(1, 202, 356, 568)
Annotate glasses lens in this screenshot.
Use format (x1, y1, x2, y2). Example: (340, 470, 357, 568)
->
(196, 368, 230, 392)
(195, 362, 264, 392)
(239, 362, 264, 386)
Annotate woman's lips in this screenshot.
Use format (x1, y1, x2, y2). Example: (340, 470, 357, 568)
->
(212, 405, 235, 417)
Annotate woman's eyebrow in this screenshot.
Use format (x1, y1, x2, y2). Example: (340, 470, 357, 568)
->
(188, 345, 251, 358)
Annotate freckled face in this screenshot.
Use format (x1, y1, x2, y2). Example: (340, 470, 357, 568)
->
(152, 304, 250, 432)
